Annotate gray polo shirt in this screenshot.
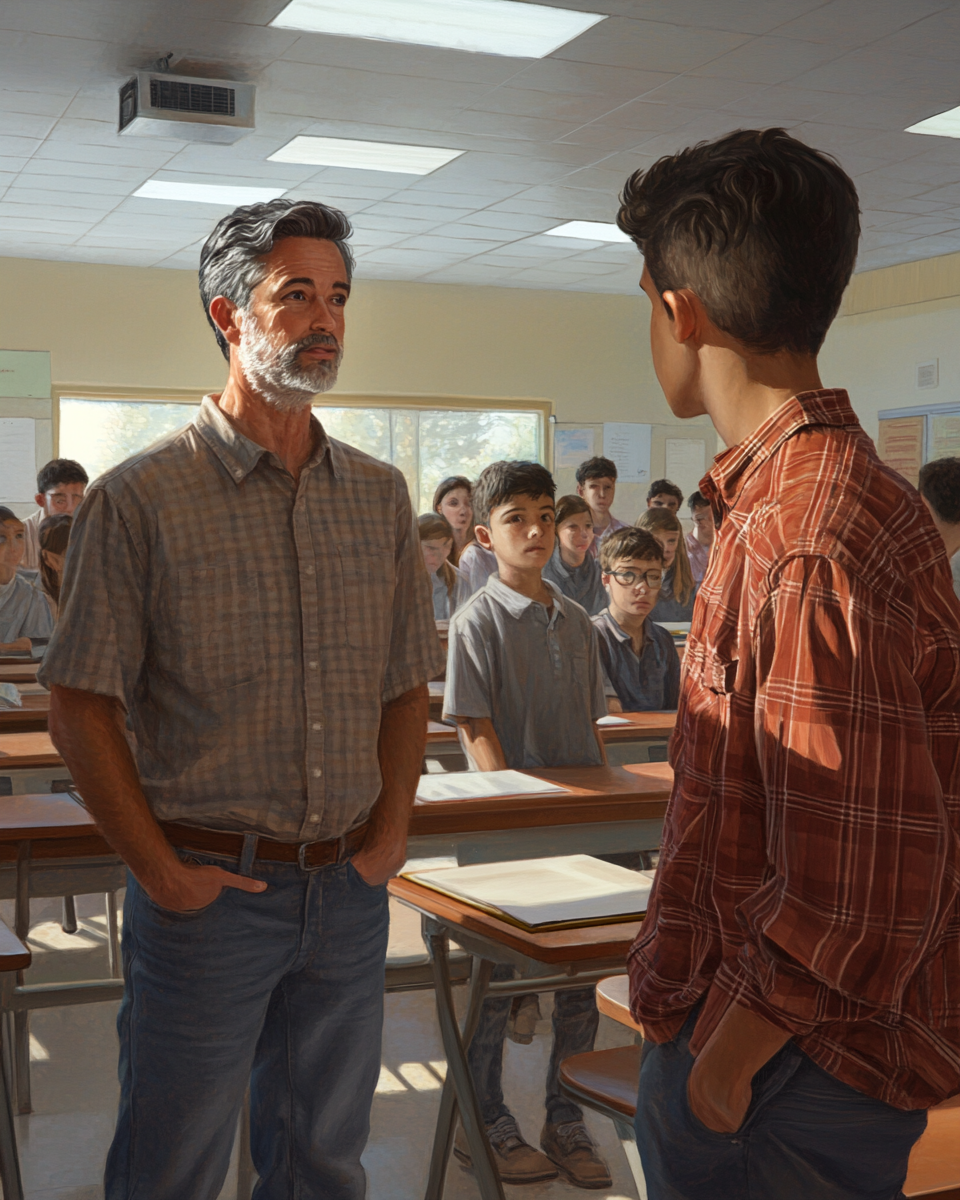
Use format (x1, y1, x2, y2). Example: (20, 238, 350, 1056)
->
(649, 566, 698, 622)
(431, 565, 470, 620)
(591, 608, 680, 711)
(0, 572, 53, 642)
(444, 575, 605, 770)
(542, 543, 607, 616)
(39, 396, 443, 842)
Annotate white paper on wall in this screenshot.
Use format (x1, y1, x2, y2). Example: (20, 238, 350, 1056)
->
(664, 438, 706, 497)
(554, 427, 595, 468)
(0, 417, 37, 502)
(602, 422, 651, 484)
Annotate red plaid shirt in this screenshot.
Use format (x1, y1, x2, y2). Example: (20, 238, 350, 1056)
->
(629, 390, 960, 1110)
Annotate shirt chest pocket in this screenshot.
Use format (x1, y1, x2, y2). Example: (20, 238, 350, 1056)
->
(325, 544, 395, 651)
(172, 564, 265, 692)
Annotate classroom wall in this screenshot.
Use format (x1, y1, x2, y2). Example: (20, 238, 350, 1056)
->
(0, 254, 716, 521)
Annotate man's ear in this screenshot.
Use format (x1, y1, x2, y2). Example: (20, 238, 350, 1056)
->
(208, 295, 243, 350)
(474, 524, 494, 551)
(660, 288, 702, 345)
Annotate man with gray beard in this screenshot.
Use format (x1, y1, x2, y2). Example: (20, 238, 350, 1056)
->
(40, 200, 443, 1199)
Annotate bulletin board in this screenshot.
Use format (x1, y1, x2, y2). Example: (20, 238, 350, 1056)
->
(878, 403, 960, 486)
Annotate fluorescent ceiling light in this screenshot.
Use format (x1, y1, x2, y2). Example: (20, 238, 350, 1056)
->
(269, 135, 464, 175)
(270, 0, 605, 58)
(133, 180, 288, 205)
(544, 220, 632, 243)
(905, 105, 960, 139)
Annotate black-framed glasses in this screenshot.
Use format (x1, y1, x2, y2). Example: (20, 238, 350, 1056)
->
(608, 568, 663, 590)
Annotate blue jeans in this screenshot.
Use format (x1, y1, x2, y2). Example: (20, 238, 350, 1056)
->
(635, 1006, 928, 1200)
(105, 851, 390, 1200)
(466, 964, 599, 1127)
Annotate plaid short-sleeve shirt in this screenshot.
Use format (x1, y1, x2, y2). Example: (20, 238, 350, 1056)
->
(39, 396, 444, 842)
(629, 390, 960, 1111)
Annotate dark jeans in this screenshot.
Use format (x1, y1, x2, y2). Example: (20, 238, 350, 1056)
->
(635, 1006, 928, 1200)
(106, 851, 390, 1200)
(466, 963, 599, 1127)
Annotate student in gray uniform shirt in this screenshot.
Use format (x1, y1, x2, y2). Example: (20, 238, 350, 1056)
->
(541, 493, 607, 616)
(0, 506, 54, 653)
(418, 512, 469, 619)
(593, 527, 681, 712)
(444, 460, 612, 1191)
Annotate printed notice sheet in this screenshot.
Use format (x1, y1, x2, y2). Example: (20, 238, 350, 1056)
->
(407, 855, 654, 928)
(415, 770, 568, 804)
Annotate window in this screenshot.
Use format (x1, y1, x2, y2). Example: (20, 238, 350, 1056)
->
(57, 393, 547, 511)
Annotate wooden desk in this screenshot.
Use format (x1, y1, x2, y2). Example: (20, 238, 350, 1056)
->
(408, 764, 671, 865)
(0, 686, 50, 734)
(0, 917, 29, 1200)
(0, 664, 38, 685)
(425, 711, 675, 749)
(0, 732, 63, 771)
(390, 875, 638, 1200)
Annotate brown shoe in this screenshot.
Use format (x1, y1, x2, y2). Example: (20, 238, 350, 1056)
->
(454, 1114, 559, 1184)
(541, 1119, 613, 1189)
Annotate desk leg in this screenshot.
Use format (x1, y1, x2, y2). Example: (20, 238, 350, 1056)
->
(423, 923, 504, 1200)
(424, 955, 492, 1200)
(13, 844, 30, 1117)
(0, 1028, 24, 1200)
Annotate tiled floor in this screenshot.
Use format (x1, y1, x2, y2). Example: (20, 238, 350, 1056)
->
(2, 894, 640, 1200)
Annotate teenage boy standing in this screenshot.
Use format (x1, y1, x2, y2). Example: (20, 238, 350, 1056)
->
(443, 460, 612, 1189)
(21, 459, 88, 571)
(619, 129, 960, 1198)
(684, 489, 715, 583)
(575, 456, 626, 558)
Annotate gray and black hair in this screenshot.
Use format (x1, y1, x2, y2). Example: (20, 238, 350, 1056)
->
(198, 199, 355, 361)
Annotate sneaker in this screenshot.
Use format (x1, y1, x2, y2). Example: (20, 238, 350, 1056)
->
(507, 993, 542, 1044)
(541, 1119, 613, 1190)
(454, 1114, 559, 1184)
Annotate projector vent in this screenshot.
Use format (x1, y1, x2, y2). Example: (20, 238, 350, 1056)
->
(150, 79, 236, 117)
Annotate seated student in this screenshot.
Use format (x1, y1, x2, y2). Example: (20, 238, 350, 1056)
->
(444, 460, 611, 1190)
(636, 506, 697, 622)
(433, 475, 475, 566)
(593, 527, 681, 712)
(38, 514, 73, 621)
(645, 478, 683, 513)
(685, 489, 716, 583)
(575, 456, 627, 557)
(418, 512, 469, 620)
(0, 506, 54, 654)
(919, 456, 960, 600)
(20, 458, 88, 572)
(541, 494, 607, 616)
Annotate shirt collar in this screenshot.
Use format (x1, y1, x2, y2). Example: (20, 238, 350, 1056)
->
(193, 395, 340, 485)
(701, 389, 861, 514)
(598, 607, 652, 646)
(486, 574, 566, 621)
(0, 575, 16, 602)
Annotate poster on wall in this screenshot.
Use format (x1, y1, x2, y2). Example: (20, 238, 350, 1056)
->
(603, 422, 651, 484)
(665, 438, 706, 497)
(554, 427, 595, 469)
(877, 416, 924, 486)
(0, 350, 51, 399)
(929, 414, 960, 461)
(0, 417, 37, 502)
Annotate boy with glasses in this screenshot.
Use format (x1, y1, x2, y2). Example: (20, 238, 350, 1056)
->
(593, 527, 680, 712)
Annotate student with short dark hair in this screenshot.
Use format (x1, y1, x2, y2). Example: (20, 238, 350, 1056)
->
(575, 456, 626, 557)
(417, 512, 469, 619)
(38, 513, 73, 620)
(685, 489, 716, 583)
(0, 506, 54, 653)
(636, 507, 697, 621)
(918, 456, 960, 599)
(444, 460, 611, 1189)
(593, 528, 680, 712)
(21, 459, 88, 572)
(618, 127, 960, 1198)
(646, 478, 683, 513)
(541, 494, 606, 616)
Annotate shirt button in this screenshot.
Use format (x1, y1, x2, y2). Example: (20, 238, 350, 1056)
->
(312, 722, 323, 731)
(308, 814, 320, 822)
(313, 768, 323, 778)
(305, 565, 315, 575)
(309, 661, 318, 670)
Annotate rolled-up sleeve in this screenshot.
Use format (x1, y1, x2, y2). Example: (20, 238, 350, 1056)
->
(381, 472, 444, 704)
(715, 554, 960, 1033)
(443, 612, 493, 721)
(37, 487, 148, 707)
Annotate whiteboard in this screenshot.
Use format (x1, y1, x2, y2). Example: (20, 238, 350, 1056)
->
(0, 418, 36, 502)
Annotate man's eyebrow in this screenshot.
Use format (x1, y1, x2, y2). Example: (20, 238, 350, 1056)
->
(276, 277, 351, 294)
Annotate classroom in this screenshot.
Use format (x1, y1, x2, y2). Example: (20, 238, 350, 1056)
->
(1, 3, 960, 1199)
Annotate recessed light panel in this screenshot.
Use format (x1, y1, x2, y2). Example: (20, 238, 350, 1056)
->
(268, 135, 464, 175)
(270, 0, 605, 58)
(544, 221, 632, 243)
(133, 180, 288, 205)
(905, 105, 960, 139)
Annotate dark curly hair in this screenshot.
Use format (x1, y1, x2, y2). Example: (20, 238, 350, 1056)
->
(919, 457, 960, 525)
(473, 461, 555, 527)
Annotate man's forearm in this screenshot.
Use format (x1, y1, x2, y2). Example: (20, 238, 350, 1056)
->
(456, 717, 507, 771)
(368, 683, 430, 841)
(48, 684, 182, 893)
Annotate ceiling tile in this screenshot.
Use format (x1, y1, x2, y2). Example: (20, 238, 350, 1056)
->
(551, 16, 751, 72)
(692, 34, 849, 85)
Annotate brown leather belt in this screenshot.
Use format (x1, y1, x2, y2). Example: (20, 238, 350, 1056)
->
(160, 820, 369, 871)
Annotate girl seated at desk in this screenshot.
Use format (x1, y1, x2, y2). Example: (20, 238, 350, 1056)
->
(418, 513, 470, 621)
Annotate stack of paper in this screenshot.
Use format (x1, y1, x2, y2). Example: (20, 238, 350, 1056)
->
(405, 855, 654, 930)
(0, 683, 22, 709)
(596, 714, 632, 727)
(416, 770, 568, 804)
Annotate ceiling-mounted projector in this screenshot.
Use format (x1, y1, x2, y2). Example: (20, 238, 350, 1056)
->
(119, 72, 255, 143)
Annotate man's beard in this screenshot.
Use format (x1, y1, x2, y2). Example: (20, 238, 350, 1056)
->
(237, 314, 342, 413)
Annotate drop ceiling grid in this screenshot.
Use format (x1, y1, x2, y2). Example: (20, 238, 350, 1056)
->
(0, 1, 959, 284)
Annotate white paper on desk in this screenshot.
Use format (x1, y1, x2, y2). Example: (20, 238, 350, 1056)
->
(596, 715, 632, 726)
(408, 855, 654, 927)
(427, 681, 446, 697)
(416, 770, 567, 804)
(0, 683, 22, 709)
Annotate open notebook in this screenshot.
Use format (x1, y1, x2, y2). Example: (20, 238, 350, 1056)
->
(404, 855, 654, 931)
(416, 770, 568, 804)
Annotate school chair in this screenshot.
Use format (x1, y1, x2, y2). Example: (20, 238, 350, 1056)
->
(0, 917, 33, 1200)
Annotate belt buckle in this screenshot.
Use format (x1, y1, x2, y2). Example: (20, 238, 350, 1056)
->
(297, 835, 348, 872)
